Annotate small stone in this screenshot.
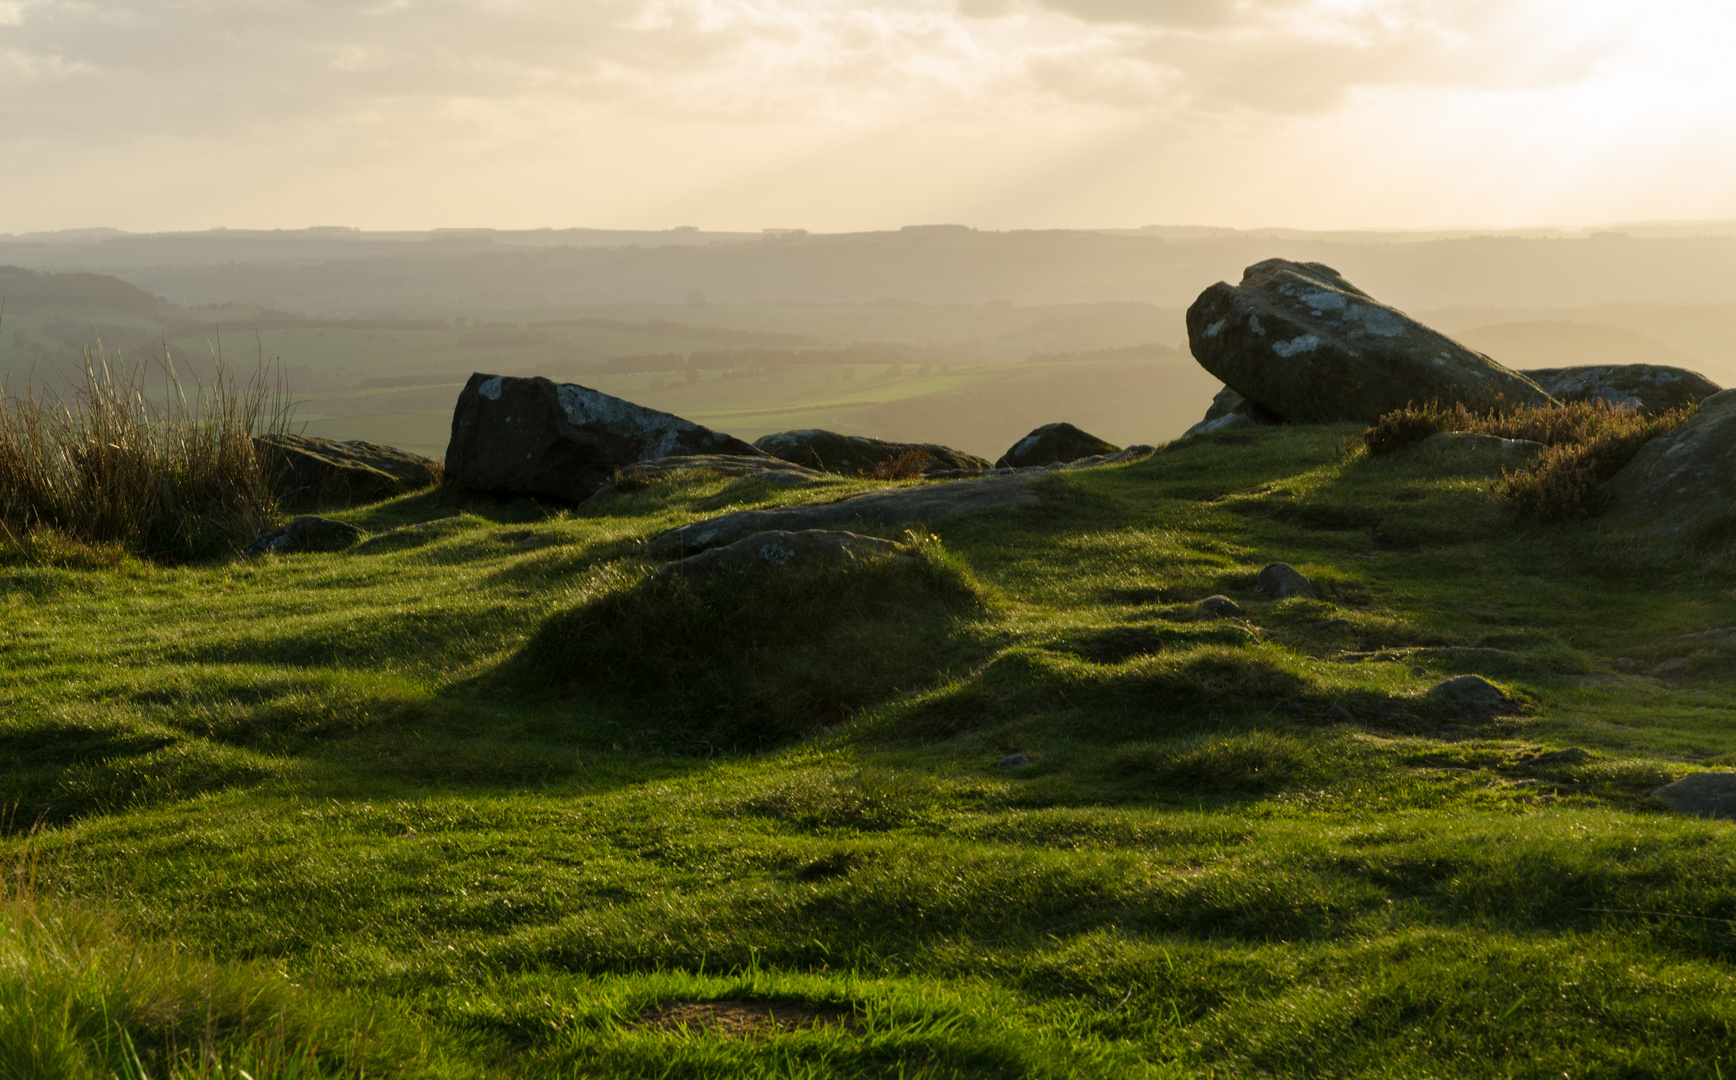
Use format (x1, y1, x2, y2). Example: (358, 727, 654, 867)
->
(244, 515, 366, 556)
(1522, 747, 1593, 767)
(1257, 562, 1317, 600)
(1651, 657, 1692, 676)
(1616, 657, 1637, 672)
(1197, 595, 1243, 618)
(1410, 665, 1428, 677)
(1324, 704, 1354, 723)
(1652, 772, 1736, 821)
(1279, 701, 1306, 717)
(997, 753, 1032, 769)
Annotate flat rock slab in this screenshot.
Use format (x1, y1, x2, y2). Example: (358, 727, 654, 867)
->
(245, 515, 366, 556)
(1525, 365, 1720, 414)
(617, 454, 827, 485)
(1187, 259, 1552, 424)
(1603, 388, 1736, 541)
(656, 529, 907, 584)
(754, 430, 990, 475)
(926, 445, 1156, 480)
(444, 373, 763, 503)
(648, 474, 1042, 557)
(256, 433, 441, 510)
(1652, 772, 1736, 821)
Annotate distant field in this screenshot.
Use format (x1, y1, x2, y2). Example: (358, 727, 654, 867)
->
(7, 287, 1735, 464)
(292, 358, 1223, 461)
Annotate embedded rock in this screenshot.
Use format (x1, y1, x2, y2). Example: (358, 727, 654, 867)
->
(995, 422, 1119, 469)
(1524, 365, 1719, 415)
(255, 433, 441, 510)
(649, 473, 1042, 557)
(1652, 772, 1736, 821)
(1257, 562, 1317, 600)
(1186, 259, 1552, 423)
(656, 529, 906, 584)
(1428, 675, 1513, 716)
(1184, 387, 1283, 437)
(244, 515, 366, 556)
(754, 430, 991, 475)
(1603, 388, 1736, 541)
(444, 373, 763, 502)
(1197, 595, 1243, 618)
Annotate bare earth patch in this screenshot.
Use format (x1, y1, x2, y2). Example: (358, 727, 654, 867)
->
(639, 1000, 855, 1036)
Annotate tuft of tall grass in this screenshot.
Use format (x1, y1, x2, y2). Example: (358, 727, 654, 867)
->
(1362, 399, 1698, 523)
(0, 348, 291, 561)
(862, 449, 934, 481)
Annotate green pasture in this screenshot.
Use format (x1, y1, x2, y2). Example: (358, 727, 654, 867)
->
(3, 426, 1735, 1078)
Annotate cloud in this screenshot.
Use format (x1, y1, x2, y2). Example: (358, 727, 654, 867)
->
(0, 0, 1726, 231)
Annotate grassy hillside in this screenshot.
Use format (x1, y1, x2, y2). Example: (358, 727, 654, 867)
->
(4, 425, 1734, 1077)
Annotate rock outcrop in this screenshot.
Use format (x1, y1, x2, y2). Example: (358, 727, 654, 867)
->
(994, 423, 1118, 469)
(444, 374, 763, 502)
(1184, 387, 1283, 437)
(657, 529, 907, 584)
(1603, 388, 1736, 541)
(1186, 259, 1552, 423)
(649, 473, 1043, 557)
(754, 430, 991, 475)
(244, 515, 366, 556)
(255, 434, 441, 510)
(1524, 365, 1719, 414)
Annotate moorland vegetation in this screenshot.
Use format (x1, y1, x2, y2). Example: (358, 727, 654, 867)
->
(2, 338, 1735, 1078)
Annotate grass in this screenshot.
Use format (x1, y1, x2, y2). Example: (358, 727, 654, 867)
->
(2, 422, 1735, 1077)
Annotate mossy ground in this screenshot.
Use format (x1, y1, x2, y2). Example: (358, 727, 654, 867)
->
(4, 427, 1735, 1078)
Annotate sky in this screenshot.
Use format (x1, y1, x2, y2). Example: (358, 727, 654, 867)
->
(1, 0, 1734, 233)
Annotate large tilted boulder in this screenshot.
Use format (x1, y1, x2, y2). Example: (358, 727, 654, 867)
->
(444, 373, 763, 502)
(1603, 389, 1736, 541)
(994, 423, 1118, 469)
(754, 430, 991, 475)
(1186, 259, 1553, 424)
(1523, 365, 1719, 415)
(255, 433, 441, 510)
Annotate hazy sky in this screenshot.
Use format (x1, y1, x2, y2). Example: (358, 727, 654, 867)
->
(1, 0, 1732, 233)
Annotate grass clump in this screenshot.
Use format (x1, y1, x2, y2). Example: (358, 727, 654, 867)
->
(1362, 399, 1697, 523)
(516, 534, 989, 746)
(0, 353, 289, 561)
